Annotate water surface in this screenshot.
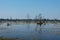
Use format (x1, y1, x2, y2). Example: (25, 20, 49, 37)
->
(0, 22, 60, 40)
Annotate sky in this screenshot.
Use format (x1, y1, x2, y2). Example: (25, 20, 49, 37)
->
(0, 0, 60, 19)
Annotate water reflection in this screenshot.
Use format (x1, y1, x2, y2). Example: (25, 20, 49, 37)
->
(0, 22, 60, 40)
(7, 23, 11, 26)
(35, 24, 42, 33)
(26, 23, 30, 31)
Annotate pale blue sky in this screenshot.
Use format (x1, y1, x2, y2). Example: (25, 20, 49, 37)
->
(0, 0, 60, 19)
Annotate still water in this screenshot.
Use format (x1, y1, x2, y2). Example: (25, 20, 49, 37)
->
(0, 22, 60, 40)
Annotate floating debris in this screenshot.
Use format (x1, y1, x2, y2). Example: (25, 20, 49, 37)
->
(7, 23, 10, 26)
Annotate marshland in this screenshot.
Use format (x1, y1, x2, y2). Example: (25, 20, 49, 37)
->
(0, 0, 60, 40)
(0, 18, 60, 40)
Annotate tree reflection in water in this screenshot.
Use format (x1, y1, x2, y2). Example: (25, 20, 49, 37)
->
(26, 22, 30, 31)
(35, 23, 42, 33)
(35, 22, 46, 33)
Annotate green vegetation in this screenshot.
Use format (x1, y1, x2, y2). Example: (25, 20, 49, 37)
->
(0, 37, 19, 40)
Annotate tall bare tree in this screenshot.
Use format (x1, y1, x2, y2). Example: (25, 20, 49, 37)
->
(26, 13, 30, 19)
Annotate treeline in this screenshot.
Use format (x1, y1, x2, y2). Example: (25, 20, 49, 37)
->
(0, 18, 60, 21)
